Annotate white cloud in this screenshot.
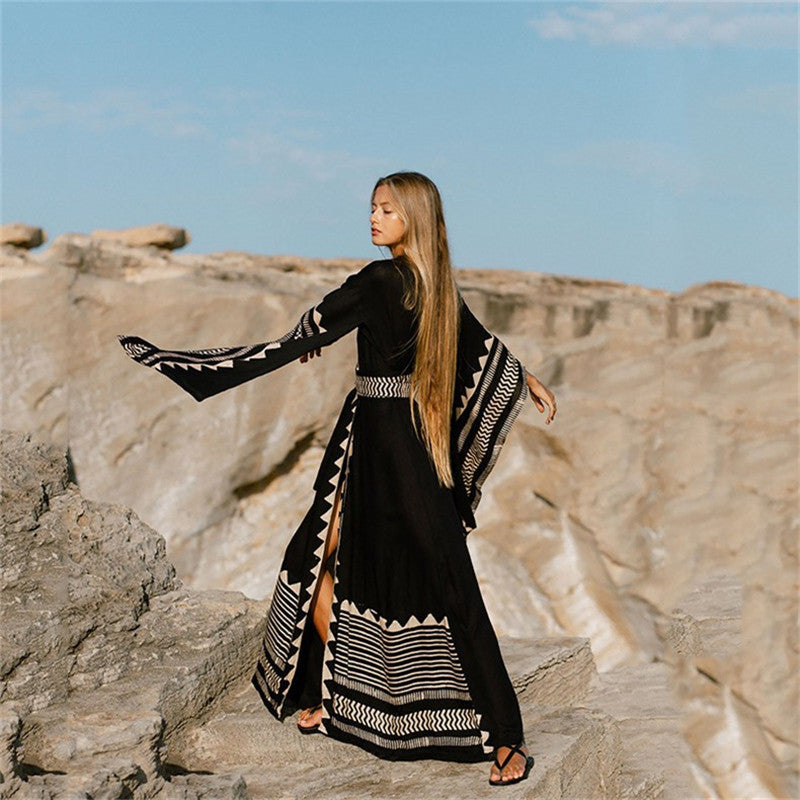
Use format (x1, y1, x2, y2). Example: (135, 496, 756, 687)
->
(528, 3, 797, 48)
(4, 88, 207, 138)
(551, 139, 702, 194)
(226, 129, 380, 183)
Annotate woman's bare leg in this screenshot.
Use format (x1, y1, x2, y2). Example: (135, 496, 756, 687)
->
(312, 479, 342, 638)
(297, 477, 343, 728)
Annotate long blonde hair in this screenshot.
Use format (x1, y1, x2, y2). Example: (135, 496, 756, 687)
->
(372, 172, 461, 488)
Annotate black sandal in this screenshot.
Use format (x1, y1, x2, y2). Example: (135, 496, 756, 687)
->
(489, 742, 535, 787)
(296, 702, 323, 735)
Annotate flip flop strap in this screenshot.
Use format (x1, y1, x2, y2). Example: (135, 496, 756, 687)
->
(494, 742, 525, 772)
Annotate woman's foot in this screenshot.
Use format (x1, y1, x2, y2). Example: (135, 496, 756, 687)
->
(297, 703, 323, 733)
(489, 742, 533, 785)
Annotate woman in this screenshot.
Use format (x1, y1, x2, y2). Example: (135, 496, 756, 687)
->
(119, 171, 556, 787)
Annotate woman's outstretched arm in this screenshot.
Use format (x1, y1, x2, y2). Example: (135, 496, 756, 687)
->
(118, 264, 373, 402)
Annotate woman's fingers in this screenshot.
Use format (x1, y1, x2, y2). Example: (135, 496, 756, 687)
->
(539, 386, 557, 424)
(544, 394, 556, 424)
(526, 372, 557, 424)
(529, 389, 545, 413)
(299, 348, 323, 363)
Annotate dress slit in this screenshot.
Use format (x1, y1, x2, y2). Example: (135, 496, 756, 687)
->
(319, 402, 357, 731)
(291, 402, 355, 713)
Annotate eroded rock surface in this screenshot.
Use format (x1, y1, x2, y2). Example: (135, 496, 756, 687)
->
(1, 431, 658, 799)
(0, 432, 267, 798)
(1, 236, 797, 798)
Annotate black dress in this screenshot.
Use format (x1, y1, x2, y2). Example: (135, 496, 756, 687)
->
(119, 257, 529, 762)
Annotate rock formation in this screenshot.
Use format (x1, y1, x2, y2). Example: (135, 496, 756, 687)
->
(1, 234, 797, 798)
(1, 431, 267, 798)
(0, 224, 47, 250)
(89, 225, 191, 250)
(0, 430, 684, 798)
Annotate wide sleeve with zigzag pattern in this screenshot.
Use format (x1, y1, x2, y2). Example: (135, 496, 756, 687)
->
(450, 295, 529, 534)
(118, 266, 371, 402)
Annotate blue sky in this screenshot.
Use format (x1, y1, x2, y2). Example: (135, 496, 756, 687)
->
(3, 2, 797, 296)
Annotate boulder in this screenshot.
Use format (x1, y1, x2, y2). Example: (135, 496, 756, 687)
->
(90, 224, 191, 250)
(0, 223, 47, 249)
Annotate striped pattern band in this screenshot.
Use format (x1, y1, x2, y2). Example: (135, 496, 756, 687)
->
(325, 599, 485, 752)
(354, 372, 412, 398)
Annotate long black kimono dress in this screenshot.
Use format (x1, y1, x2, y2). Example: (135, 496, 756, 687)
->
(119, 257, 529, 763)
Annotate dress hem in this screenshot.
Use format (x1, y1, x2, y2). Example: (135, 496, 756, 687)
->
(319, 722, 495, 764)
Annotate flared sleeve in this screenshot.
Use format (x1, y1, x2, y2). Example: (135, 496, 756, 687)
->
(118, 265, 371, 402)
(451, 294, 528, 533)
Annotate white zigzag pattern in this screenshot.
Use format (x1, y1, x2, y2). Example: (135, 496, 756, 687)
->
(461, 352, 519, 486)
(471, 360, 527, 510)
(333, 695, 481, 741)
(354, 372, 412, 398)
(457, 339, 502, 452)
(451, 339, 527, 522)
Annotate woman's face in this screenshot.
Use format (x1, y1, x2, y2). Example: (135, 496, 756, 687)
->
(370, 185, 406, 256)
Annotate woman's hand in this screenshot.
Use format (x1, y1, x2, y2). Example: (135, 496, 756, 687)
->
(526, 371, 556, 424)
(299, 348, 322, 363)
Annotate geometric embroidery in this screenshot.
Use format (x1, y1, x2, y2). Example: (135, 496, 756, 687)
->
(264, 570, 301, 669)
(354, 371, 412, 399)
(326, 599, 488, 753)
(334, 600, 471, 700)
(253, 570, 300, 704)
(453, 334, 527, 519)
(122, 306, 325, 372)
(331, 702, 484, 751)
